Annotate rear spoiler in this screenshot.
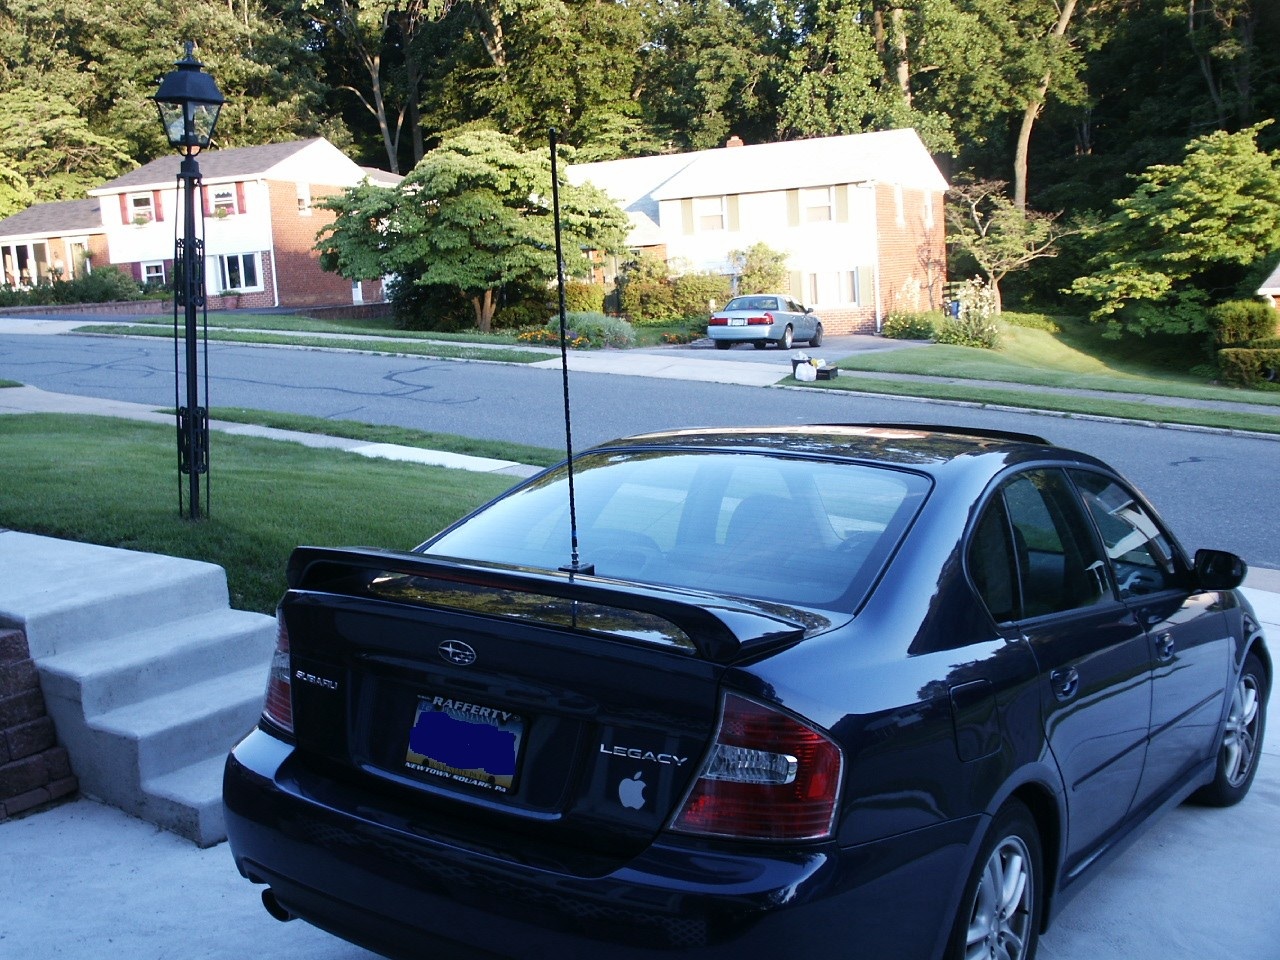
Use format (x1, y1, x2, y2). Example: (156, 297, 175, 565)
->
(286, 546, 815, 662)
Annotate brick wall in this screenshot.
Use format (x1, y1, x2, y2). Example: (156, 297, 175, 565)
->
(0, 628, 76, 822)
(267, 180, 382, 309)
(874, 185, 948, 317)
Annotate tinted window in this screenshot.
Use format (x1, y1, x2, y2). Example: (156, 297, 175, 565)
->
(1071, 471, 1178, 599)
(424, 451, 930, 609)
(969, 495, 1019, 624)
(971, 470, 1108, 621)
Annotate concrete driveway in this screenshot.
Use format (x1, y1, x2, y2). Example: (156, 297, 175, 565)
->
(3, 582, 1276, 960)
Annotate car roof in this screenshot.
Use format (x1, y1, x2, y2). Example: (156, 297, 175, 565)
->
(591, 424, 1101, 476)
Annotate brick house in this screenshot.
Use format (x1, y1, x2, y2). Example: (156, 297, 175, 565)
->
(87, 138, 399, 310)
(0, 198, 107, 288)
(0, 138, 397, 311)
(568, 129, 948, 335)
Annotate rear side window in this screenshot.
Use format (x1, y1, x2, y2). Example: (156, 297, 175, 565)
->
(424, 451, 930, 610)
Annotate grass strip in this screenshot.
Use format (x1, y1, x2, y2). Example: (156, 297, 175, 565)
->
(840, 322, 1280, 409)
(75, 324, 550, 363)
(116, 312, 527, 344)
(0, 414, 517, 613)
(209, 407, 564, 467)
(803, 374, 1280, 434)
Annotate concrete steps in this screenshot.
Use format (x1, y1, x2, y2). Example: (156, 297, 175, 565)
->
(0, 531, 276, 846)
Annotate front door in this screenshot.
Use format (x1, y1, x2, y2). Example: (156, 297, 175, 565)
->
(991, 469, 1154, 874)
(1071, 470, 1230, 811)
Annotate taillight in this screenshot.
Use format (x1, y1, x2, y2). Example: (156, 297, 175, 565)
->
(747, 312, 773, 326)
(672, 693, 843, 841)
(262, 613, 293, 734)
(708, 315, 728, 326)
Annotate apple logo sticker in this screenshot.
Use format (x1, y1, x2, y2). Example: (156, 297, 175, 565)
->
(618, 772, 647, 810)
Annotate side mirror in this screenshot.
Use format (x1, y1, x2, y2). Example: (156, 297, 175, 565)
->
(1194, 548, 1247, 590)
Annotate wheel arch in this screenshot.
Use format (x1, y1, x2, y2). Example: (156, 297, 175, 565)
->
(1008, 781, 1062, 933)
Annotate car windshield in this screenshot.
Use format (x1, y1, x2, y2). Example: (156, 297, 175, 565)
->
(725, 296, 779, 311)
(423, 450, 930, 610)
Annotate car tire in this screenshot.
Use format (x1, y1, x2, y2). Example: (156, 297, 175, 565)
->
(714, 340, 731, 350)
(809, 323, 823, 347)
(752, 340, 768, 350)
(948, 800, 1042, 960)
(777, 325, 793, 349)
(1190, 651, 1267, 807)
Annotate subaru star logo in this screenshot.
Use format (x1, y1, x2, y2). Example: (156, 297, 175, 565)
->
(438, 640, 477, 666)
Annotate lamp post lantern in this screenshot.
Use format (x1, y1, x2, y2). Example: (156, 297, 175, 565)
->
(154, 41, 224, 520)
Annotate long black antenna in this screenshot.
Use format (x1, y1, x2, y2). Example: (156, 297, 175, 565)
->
(550, 129, 592, 576)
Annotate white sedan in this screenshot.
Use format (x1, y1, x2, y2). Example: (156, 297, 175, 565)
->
(708, 294, 823, 350)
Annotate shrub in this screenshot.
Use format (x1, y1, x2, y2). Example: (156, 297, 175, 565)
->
(531, 311, 635, 348)
(1208, 300, 1278, 347)
(620, 280, 677, 325)
(1217, 346, 1280, 387)
(387, 277, 473, 331)
(0, 266, 145, 306)
(1001, 311, 1062, 333)
(671, 272, 732, 319)
(882, 311, 940, 340)
(562, 281, 606, 314)
(936, 278, 1001, 349)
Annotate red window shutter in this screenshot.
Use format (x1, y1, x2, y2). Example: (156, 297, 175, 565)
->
(152, 190, 164, 222)
(118, 195, 129, 224)
(202, 186, 212, 216)
(235, 182, 247, 214)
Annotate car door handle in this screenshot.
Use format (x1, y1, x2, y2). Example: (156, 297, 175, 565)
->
(1154, 633, 1175, 662)
(1050, 667, 1080, 702)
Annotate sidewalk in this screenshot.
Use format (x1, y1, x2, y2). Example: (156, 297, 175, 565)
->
(0, 384, 540, 478)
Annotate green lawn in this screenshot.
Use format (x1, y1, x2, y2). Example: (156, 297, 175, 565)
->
(835, 315, 1280, 407)
(0, 414, 517, 613)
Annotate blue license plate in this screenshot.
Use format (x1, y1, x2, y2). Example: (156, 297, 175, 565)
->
(404, 695, 524, 793)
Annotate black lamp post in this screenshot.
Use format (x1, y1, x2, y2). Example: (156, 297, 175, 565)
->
(154, 41, 224, 519)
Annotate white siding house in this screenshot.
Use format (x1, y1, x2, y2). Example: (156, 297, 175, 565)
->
(569, 129, 949, 334)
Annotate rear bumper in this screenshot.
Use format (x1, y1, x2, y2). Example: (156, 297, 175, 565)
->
(707, 326, 782, 344)
(224, 729, 976, 960)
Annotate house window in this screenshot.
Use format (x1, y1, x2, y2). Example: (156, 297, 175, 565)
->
(297, 184, 312, 216)
(894, 184, 905, 227)
(211, 187, 238, 218)
(218, 253, 262, 292)
(142, 262, 166, 287)
(129, 194, 155, 224)
(801, 186, 834, 223)
(923, 190, 934, 230)
(694, 196, 726, 231)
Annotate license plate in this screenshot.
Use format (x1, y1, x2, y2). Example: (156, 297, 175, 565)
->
(729, 317, 747, 326)
(404, 695, 524, 793)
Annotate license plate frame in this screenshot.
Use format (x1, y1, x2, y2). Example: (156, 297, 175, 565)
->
(729, 316, 747, 326)
(403, 694, 525, 794)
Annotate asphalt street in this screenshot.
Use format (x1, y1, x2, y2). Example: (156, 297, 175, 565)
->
(2, 326, 1278, 568)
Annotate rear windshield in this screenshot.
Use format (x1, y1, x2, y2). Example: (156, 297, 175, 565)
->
(724, 296, 780, 311)
(423, 450, 929, 611)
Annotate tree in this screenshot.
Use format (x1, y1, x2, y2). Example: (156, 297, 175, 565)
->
(316, 130, 629, 331)
(1070, 124, 1280, 337)
(305, 0, 446, 172)
(730, 242, 789, 294)
(639, 0, 773, 151)
(0, 89, 133, 207)
(947, 178, 1082, 312)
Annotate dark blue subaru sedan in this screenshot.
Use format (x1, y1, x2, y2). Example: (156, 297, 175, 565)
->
(224, 425, 1269, 960)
